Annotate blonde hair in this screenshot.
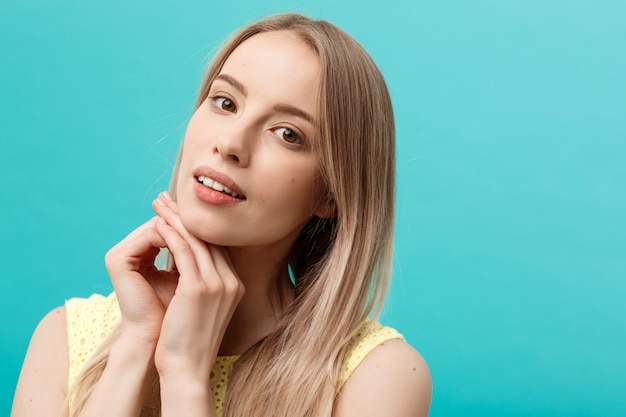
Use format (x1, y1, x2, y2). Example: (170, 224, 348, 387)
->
(64, 13, 395, 417)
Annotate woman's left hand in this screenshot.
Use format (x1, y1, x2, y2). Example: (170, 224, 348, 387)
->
(150, 191, 245, 383)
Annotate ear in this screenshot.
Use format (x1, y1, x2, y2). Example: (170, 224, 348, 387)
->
(314, 197, 336, 219)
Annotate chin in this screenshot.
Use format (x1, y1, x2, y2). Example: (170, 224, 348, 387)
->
(177, 206, 243, 247)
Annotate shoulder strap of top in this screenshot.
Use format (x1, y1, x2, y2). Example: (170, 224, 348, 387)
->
(337, 321, 404, 392)
(65, 292, 120, 388)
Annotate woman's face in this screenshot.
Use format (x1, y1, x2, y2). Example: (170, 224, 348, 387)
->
(176, 30, 329, 254)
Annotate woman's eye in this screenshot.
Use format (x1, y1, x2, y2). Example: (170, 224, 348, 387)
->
(274, 127, 302, 145)
(214, 97, 236, 112)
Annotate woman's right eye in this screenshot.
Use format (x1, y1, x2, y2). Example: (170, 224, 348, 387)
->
(212, 96, 237, 113)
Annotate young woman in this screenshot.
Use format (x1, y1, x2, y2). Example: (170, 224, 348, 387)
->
(11, 13, 431, 417)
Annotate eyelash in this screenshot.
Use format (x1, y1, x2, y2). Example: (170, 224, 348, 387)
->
(207, 95, 305, 147)
(273, 127, 303, 145)
(209, 96, 237, 113)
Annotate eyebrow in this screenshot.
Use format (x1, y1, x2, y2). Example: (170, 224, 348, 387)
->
(215, 74, 248, 96)
(273, 104, 318, 127)
(214, 73, 318, 127)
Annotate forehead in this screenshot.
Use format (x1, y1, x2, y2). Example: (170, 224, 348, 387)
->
(218, 31, 321, 113)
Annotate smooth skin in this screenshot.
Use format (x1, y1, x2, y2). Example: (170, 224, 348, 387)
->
(11, 31, 431, 417)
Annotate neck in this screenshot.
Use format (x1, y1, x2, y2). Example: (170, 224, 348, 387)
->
(218, 244, 295, 356)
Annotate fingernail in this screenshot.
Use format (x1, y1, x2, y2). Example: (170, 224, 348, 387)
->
(163, 191, 173, 201)
(155, 197, 165, 206)
(157, 216, 166, 224)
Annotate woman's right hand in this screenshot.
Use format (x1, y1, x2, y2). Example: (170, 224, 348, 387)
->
(104, 217, 179, 349)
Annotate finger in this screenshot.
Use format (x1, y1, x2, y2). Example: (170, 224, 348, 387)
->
(207, 244, 245, 298)
(155, 218, 241, 300)
(162, 191, 178, 212)
(154, 192, 240, 293)
(154, 218, 202, 286)
(152, 195, 197, 245)
(105, 217, 167, 275)
(113, 218, 166, 256)
(207, 245, 235, 280)
(152, 195, 215, 275)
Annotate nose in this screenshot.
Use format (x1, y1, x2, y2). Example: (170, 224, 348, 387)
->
(212, 127, 252, 166)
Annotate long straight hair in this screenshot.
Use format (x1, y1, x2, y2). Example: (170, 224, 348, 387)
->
(63, 13, 395, 417)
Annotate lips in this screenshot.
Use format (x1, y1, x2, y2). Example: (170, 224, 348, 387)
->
(193, 166, 246, 200)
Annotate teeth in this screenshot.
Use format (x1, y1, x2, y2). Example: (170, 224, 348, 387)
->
(213, 181, 224, 192)
(197, 175, 241, 199)
(198, 175, 214, 188)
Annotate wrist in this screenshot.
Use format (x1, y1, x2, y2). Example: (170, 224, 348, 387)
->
(160, 375, 214, 416)
(109, 335, 157, 383)
(79, 336, 158, 415)
(117, 330, 159, 358)
(155, 349, 216, 382)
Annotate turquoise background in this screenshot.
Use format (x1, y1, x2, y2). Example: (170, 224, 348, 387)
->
(1, 1, 624, 415)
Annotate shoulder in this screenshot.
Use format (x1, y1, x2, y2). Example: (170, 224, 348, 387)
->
(11, 306, 69, 417)
(24, 306, 69, 376)
(335, 327, 431, 417)
(338, 321, 404, 390)
(28, 306, 69, 359)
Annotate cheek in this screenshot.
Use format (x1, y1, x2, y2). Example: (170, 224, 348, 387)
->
(253, 177, 315, 223)
(175, 190, 197, 231)
(180, 111, 209, 156)
(282, 174, 323, 214)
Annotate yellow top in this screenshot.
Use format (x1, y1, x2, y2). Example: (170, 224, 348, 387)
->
(66, 293, 403, 415)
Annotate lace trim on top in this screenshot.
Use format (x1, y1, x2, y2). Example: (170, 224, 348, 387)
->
(66, 293, 403, 416)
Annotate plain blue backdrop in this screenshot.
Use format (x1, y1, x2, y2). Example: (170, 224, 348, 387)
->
(1, 1, 624, 416)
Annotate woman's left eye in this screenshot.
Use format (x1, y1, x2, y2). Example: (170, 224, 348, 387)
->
(274, 127, 302, 145)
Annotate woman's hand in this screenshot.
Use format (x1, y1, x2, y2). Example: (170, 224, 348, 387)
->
(151, 191, 245, 382)
(104, 216, 179, 351)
